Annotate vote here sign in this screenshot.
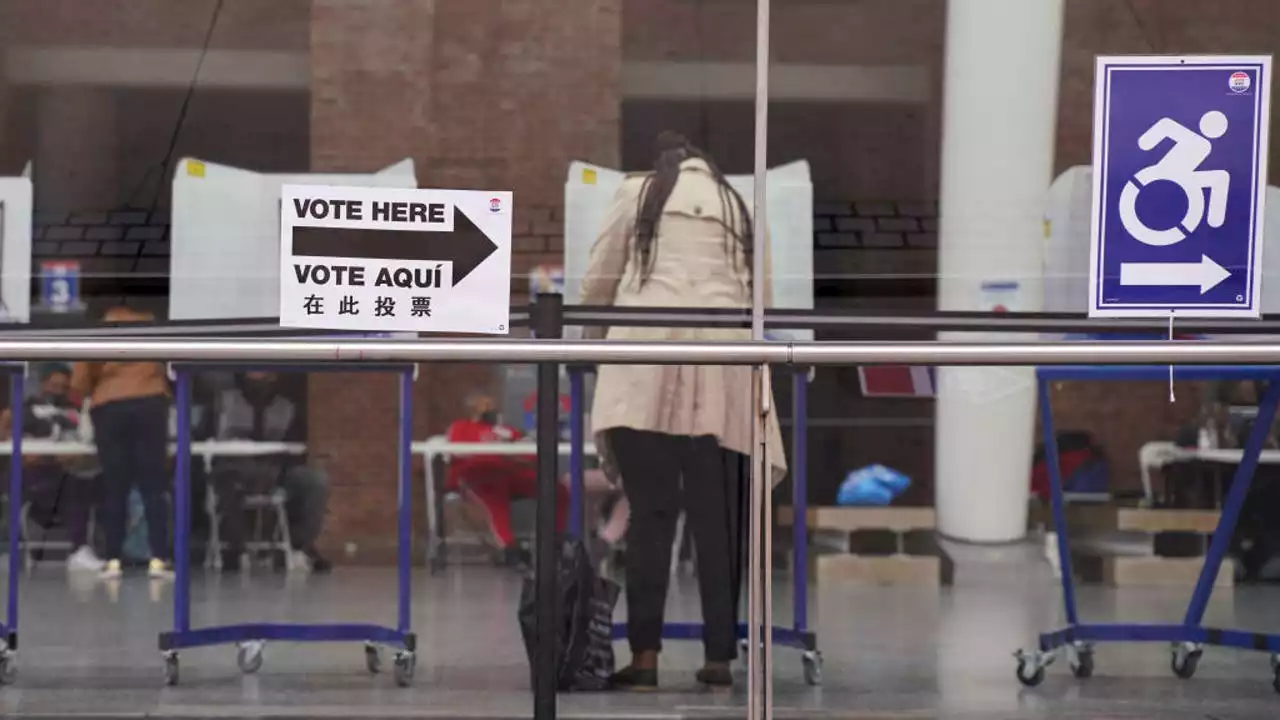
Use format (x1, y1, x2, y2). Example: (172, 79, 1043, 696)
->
(279, 185, 512, 334)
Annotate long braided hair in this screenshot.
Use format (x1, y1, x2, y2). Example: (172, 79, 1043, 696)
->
(631, 131, 753, 289)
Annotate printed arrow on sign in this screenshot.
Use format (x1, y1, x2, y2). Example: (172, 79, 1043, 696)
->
(291, 207, 498, 286)
(1119, 255, 1232, 294)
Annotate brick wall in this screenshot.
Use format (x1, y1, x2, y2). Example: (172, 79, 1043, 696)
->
(1056, 0, 1280, 175)
(308, 0, 621, 559)
(7, 0, 310, 51)
(0, 2, 10, 174)
(623, 0, 943, 65)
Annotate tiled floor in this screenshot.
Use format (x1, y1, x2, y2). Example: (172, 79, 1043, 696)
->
(0, 543, 1279, 718)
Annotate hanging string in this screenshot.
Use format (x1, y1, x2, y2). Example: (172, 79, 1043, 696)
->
(1168, 312, 1176, 403)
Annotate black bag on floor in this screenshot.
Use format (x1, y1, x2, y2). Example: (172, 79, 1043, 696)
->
(518, 536, 619, 691)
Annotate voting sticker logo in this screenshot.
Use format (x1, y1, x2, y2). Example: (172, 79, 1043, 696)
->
(490, 197, 502, 213)
(1230, 71, 1252, 94)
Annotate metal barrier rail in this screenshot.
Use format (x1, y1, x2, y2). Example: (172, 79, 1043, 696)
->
(0, 337, 1276, 365)
(12, 306, 1280, 337)
(4, 332, 1277, 720)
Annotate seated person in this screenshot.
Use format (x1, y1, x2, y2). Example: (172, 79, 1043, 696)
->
(209, 371, 330, 573)
(446, 393, 631, 566)
(447, 393, 569, 566)
(0, 364, 103, 572)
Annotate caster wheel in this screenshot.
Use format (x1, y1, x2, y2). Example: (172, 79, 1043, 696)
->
(365, 643, 382, 674)
(163, 652, 180, 687)
(237, 641, 265, 675)
(1069, 646, 1094, 679)
(393, 651, 415, 687)
(1016, 658, 1046, 688)
(802, 651, 823, 686)
(0, 652, 16, 685)
(1170, 644, 1202, 680)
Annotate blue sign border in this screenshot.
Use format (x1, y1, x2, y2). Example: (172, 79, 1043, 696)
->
(1088, 55, 1273, 318)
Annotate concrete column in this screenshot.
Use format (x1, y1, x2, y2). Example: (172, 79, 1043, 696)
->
(35, 86, 119, 211)
(935, 0, 1064, 542)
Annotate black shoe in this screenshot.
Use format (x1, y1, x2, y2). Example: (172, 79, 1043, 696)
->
(307, 549, 332, 574)
(695, 664, 733, 688)
(221, 550, 242, 573)
(498, 545, 531, 570)
(609, 665, 657, 690)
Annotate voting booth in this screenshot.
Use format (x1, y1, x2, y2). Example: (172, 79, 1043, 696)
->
(169, 158, 418, 321)
(159, 158, 428, 685)
(563, 160, 815, 342)
(0, 165, 33, 324)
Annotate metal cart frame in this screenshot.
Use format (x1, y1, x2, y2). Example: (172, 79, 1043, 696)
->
(1017, 364, 1280, 693)
(158, 363, 419, 687)
(566, 365, 821, 685)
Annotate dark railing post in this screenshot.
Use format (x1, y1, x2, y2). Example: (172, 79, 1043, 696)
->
(531, 293, 564, 720)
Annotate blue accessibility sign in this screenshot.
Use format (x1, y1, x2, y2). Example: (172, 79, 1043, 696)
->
(1090, 55, 1273, 317)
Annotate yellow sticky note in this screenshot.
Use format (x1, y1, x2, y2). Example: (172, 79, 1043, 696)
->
(583, 168, 597, 185)
(187, 160, 206, 178)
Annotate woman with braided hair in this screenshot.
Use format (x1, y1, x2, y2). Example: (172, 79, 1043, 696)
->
(581, 132, 786, 689)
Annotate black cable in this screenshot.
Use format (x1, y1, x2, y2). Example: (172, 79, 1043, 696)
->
(695, 0, 712, 152)
(140, 0, 225, 217)
(1124, 0, 1158, 53)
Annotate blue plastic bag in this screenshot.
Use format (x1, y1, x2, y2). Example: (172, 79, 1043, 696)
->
(836, 465, 912, 506)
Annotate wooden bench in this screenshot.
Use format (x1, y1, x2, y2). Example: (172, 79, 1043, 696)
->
(778, 506, 952, 586)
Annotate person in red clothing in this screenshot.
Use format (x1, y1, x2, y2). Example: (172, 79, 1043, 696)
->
(446, 392, 569, 566)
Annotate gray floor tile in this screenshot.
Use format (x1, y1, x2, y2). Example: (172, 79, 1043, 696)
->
(0, 546, 1276, 718)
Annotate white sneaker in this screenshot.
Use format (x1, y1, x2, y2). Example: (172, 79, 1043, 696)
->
(99, 559, 123, 580)
(289, 550, 312, 572)
(67, 546, 105, 573)
(148, 558, 174, 580)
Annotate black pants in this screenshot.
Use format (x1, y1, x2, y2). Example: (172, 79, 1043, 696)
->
(607, 428, 747, 663)
(93, 395, 170, 561)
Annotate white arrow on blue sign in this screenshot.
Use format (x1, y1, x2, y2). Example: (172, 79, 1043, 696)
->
(1088, 55, 1273, 318)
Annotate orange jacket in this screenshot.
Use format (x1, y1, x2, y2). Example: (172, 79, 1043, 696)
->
(70, 307, 170, 408)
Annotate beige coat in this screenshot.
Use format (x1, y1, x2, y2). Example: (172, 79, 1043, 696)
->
(581, 158, 787, 483)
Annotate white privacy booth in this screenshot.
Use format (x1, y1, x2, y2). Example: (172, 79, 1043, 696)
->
(0, 164, 33, 324)
(169, 158, 418, 321)
(563, 160, 815, 342)
(1045, 165, 1280, 324)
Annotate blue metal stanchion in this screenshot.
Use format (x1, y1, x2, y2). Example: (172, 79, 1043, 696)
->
(1019, 365, 1280, 694)
(0, 367, 24, 683)
(397, 370, 413, 636)
(576, 366, 820, 684)
(158, 363, 418, 687)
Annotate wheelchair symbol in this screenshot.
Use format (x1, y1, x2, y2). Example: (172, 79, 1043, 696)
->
(1118, 111, 1230, 247)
